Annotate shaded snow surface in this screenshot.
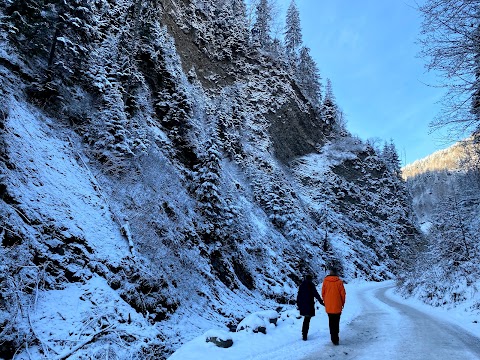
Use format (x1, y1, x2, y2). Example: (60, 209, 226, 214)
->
(169, 281, 480, 360)
(24, 275, 160, 359)
(5, 98, 131, 263)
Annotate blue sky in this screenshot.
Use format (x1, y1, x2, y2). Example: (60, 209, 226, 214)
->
(276, 0, 453, 165)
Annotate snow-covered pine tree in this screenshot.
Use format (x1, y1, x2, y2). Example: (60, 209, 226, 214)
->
(191, 135, 245, 243)
(323, 79, 339, 124)
(215, 86, 246, 160)
(321, 79, 348, 135)
(232, 0, 249, 24)
(193, 138, 223, 227)
(252, 0, 272, 50)
(284, 0, 302, 63)
(382, 140, 402, 177)
(213, 0, 249, 60)
(381, 142, 390, 161)
(296, 46, 322, 109)
(263, 177, 305, 242)
(91, 82, 134, 174)
(1, 0, 50, 58)
(284, 211, 308, 243)
(266, 182, 288, 228)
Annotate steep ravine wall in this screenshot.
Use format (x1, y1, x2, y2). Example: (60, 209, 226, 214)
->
(0, 1, 421, 358)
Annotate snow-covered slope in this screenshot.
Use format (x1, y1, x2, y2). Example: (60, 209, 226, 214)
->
(402, 136, 479, 223)
(0, 1, 421, 358)
(399, 137, 480, 317)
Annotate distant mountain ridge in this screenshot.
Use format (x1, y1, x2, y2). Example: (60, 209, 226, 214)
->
(401, 136, 479, 224)
(402, 137, 478, 179)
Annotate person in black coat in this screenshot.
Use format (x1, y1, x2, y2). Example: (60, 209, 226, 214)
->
(296, 274, 324, 340)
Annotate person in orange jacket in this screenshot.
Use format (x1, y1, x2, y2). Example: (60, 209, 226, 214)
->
(321, 266, 346, 345)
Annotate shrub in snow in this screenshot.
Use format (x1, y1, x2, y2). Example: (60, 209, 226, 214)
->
(256, 310, 280, 326)
(205, 329, 233, 348)
(236, 310, 279, 334)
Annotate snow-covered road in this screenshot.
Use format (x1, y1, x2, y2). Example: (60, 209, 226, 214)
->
(168, 281, 480, 360)
(303, 284, 480, 360)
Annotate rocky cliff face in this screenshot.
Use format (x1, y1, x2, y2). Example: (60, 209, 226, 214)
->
(0, 1, 420, 358)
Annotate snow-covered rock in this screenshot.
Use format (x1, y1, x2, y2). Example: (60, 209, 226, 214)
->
(205, 329, 234, 348)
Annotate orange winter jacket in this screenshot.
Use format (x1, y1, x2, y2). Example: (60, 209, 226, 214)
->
(321, 275, 346, 314)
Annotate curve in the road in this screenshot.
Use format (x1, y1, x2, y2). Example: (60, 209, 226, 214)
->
(302, 283, 480, 360)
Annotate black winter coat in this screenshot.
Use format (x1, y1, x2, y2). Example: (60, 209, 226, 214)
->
(296, 279, 322, 316)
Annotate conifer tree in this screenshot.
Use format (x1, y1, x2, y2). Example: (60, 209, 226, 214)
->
(297, 46, 322, 107)
(193, 139, 223, 220)
(1, 0, 103, 104)
(284, 0, 302, 62)
(382, 140, 402, 176)
(267, 183, 288, 228)
(91, 81, 134, 174)
(323, 79, 338, 124)
(193, 137, 244, 242)
(2, 0, 99, 75)
(322, 79, 348, 134)
(232, 0, 248, 19)
(214, 0, 249, 59)
(252, 0, 272, 49)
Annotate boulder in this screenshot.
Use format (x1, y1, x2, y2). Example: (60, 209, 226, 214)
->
(205, 330, 233, 348)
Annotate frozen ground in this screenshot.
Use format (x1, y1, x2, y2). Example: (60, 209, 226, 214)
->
(168, 281, 480, 360)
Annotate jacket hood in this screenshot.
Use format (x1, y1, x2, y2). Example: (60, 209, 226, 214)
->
(324, 275, 340, 282)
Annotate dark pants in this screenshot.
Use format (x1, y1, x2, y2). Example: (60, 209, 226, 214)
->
(328, 313, 341, 344)
(302, 316, 312, 339)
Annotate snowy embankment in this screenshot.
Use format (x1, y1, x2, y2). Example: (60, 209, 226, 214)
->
(169, 281, 480, 360)
(389, 283, 480, 338)
(2, 97, 162, 358)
